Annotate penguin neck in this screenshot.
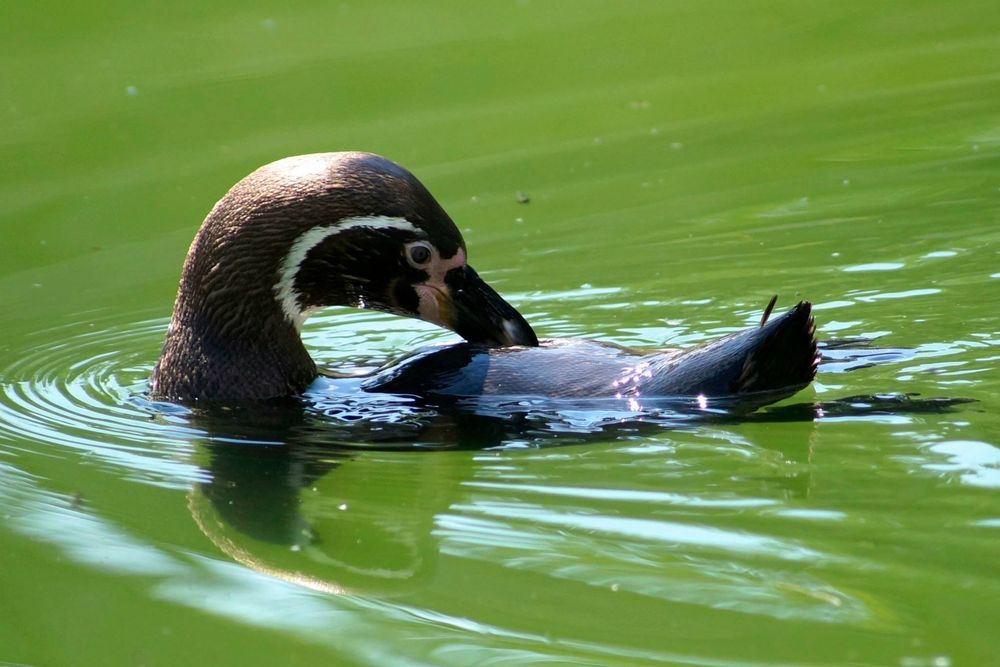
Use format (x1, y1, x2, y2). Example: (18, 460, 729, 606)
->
(151, 282, 317, 402)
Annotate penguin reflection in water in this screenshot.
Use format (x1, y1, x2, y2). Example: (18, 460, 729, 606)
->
(150, 152, 818, 412)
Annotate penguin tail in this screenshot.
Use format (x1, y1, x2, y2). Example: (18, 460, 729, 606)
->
(733, 300, 819, 396)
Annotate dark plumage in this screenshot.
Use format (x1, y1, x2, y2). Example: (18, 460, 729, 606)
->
(367, 301, 818, 411)
(151, 152, 818, 410)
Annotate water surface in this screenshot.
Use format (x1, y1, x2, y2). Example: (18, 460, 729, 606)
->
(2, 2, 1000, 665)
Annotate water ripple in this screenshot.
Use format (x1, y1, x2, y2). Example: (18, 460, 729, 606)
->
(0, 315, 202, 487)
(0, 306, 982, 469)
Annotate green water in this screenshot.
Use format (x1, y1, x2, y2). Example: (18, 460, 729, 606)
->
(3, 2, 1000, 665)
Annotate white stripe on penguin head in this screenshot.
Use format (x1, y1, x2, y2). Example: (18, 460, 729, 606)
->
(274, 215, 419, 329)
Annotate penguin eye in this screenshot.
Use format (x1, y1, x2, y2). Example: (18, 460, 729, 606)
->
(405, 241, 433, 268)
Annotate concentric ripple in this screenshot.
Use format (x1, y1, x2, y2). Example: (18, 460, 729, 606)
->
(0, 314, 203, 486)
(0, 307, 712, 461)
(0, 312, 451, 467)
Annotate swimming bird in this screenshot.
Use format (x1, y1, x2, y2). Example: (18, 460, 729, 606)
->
(150, 152, 818, 410)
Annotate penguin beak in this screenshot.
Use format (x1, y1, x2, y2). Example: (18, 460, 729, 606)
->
(435, 265, 538, 347)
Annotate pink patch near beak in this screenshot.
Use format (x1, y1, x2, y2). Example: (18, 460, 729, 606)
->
(414, 247, 466, 330)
